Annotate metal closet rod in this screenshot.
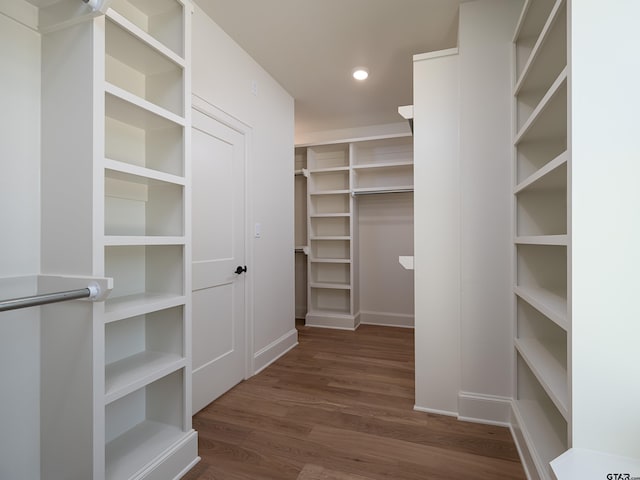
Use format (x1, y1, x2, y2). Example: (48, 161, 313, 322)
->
(351, 188, 414, 196)
(0, 287, 97, 313)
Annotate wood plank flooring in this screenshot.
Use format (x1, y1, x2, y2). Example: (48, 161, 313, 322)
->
(183, 323, 525, 480)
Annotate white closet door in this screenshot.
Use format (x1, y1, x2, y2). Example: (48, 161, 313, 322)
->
(191, 108, 246, 414)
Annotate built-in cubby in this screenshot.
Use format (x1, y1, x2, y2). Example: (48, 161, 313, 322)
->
(310, 239, 350, 261)
(513, 0, 560, 81)
(513, 1, 570, 477)
(516, 187, 566, 237)
(109, 0, 185, 58)
(310, 263, 350, 286)
(105, 92, 185, 176)
(105, 18, 184, 116)
(352, 164, 413, 190)
(350, 137, 413, 165)
(105, 169, 184, 237)
(307, 144, 349, 169)
(105, 369, 186, 480)
(516, 245, 566, 298)
(308, 170, 349, 192)
(516, 355, 568, 478)
(310, 217, 350, 238)
(105, 307, 184, 403)
(515, 72, 567, 146)
(516, 299, 568, 417)
(309, 288, 351, 315)
(105, 245, 184, 299)
(514, 1, 566, 129)
(309, 193, 350, 215)
(351, 136, 413, 193)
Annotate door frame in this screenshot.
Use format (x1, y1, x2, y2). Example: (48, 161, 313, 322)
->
(191, 93, 254, 379)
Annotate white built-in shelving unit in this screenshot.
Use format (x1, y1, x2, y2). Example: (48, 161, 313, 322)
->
(511, 0, 569, 478)
(39, 1, 198, 479)
(298, 136, 413, 329)
(294, 148, 308, 319)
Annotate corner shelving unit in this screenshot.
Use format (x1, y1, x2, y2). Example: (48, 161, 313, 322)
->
(39, 1, 198, 479)
(298, 135, 413, 330)
(351, 137, 414, 195)
(305, 144, 357, 329)
(294, 148, 308, 319)
(511, 0, 569, 478)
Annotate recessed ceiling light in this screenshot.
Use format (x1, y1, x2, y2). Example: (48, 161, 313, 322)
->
(352, 67, 369, 81)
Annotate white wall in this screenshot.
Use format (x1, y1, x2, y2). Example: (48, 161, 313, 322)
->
(192, 6, 296, 369)
(413, 0, 520, 421)
(413, 48, 461, 415)
(457, 0, 522, 422)
(358, 193, 414, 327)
(0, 5, 41, 480)
(570, 0, 640, 459)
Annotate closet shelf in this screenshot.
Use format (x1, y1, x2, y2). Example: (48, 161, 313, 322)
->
(106, 17, 184, 78)
(351, 161, 413, 170)
(308, 166, 350, 173)
(310, 282, 351, 290)
(515, 68, 567, 145)
(513, 0, 534, 41)
(514, 151, 567, 194)
(512, 398, 567, 478)
(310, 213, 350, 218)
(106, 9, 185, 67)
(104, 158, 186, 186)
(515, 338, 568, 419)
(514, 0, 565, 94)
(104, 293, 187, 324)
(103, 236, 186, 246)
(105, 352, 185, 405)
(515, 286, 567, 331)
(515, 235, 567, 246)
(309, 189, 350, 196)
(106, 420, 187, 480)
(106, 83, 186, 128)
(307, 308, 352, 317)
(309, 258, 351, 264)
(310, 236, 351, 241)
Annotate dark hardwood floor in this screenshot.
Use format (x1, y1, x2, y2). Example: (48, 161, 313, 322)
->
(183, 322, 525, 480)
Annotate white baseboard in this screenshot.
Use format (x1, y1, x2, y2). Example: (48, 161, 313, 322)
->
(413, 405, 458, 418)
(305, 312, 360, 330)
(359, 310, 414, 328)
(510, 402, 543, 480)
(457, 391, 512, 427)
(253, 328, 298, 374)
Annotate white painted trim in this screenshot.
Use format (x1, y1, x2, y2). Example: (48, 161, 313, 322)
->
(303, 323, 358, 332)
(413, 48, 459, 62)
(190, 93, 255, 380)
(413, 405, 458, 418)
(253, 328, 298, 374)
(457, 391, 512, 427)
(295, 123, 411, 147)
(510, 403, 542, 480)
(305, 312, 359, 330)
(359, 310, 414, 328)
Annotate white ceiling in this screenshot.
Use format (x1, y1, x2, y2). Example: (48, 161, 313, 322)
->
(194, 0, 465, 137)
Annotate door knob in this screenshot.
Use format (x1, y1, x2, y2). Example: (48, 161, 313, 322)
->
(235, 265, 247, 275)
